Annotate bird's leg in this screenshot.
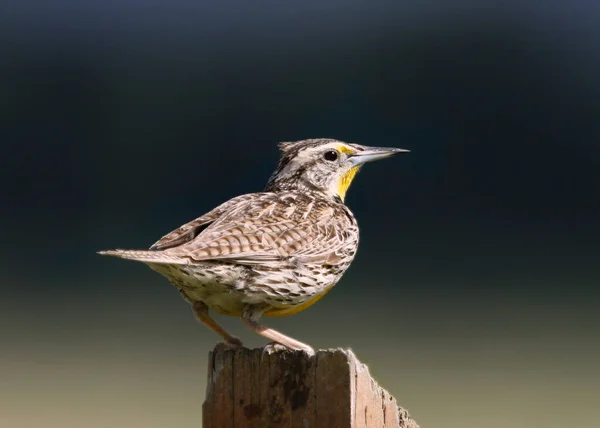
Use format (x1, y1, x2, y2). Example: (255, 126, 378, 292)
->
(241, 305, 315, 355)
(192, 301, 243, 348)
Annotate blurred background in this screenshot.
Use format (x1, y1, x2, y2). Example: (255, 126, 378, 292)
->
(1, 1, 599, 427)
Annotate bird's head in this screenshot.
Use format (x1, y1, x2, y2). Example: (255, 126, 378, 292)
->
(265, 138, 408, 202)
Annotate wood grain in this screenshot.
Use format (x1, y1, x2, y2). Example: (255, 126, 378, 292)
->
(203, 347, 419, 428)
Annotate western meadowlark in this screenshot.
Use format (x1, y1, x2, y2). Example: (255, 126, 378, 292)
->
(99, 139, 407, 354)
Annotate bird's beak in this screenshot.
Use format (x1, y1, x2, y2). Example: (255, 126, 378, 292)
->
(348, 146, 409, 166)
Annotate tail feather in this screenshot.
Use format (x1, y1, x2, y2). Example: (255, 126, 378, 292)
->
(97, 249, 188, 264)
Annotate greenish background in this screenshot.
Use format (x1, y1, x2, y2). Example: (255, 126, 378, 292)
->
(2, 1, 599, 427)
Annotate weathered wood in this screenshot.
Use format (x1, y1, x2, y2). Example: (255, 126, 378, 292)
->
(203, 347, 419, 428)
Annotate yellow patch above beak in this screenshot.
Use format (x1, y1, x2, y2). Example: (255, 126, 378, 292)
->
(337, 166, 360, 201)
(337, 144, 357, 155)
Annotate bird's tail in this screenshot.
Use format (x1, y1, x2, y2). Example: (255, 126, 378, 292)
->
(97, 249, 187, 264)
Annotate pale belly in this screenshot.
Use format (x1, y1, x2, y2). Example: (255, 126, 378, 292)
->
(147, 261, 344, 317)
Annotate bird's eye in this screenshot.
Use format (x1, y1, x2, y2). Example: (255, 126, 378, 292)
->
(323, 150, 338, 162)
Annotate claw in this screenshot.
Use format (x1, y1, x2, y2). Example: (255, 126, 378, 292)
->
(261, 341, 315, 359)
(298, 345, 315, 357)
(262, 341, 290, 358)
(226, 337, 244, 348)
(214, 339, 243, 353)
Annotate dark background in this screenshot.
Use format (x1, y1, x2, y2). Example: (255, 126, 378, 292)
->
(1, 1, 599, 427)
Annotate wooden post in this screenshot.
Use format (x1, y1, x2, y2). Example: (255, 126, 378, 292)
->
(203, 347, 419, 428)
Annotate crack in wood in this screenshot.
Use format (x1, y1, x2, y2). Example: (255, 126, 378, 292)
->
(203, 347, 419, 428)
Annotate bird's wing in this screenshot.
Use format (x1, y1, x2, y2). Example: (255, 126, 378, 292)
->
(149, 194, 262, 251)
(163, 192, 356, 265)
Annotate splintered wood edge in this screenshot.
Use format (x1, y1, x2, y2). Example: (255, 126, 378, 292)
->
(347, 350, 420, 428)
(204, 347, 419, 428)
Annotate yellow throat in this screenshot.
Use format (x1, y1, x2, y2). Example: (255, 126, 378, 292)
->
(337, 166, 360, 202)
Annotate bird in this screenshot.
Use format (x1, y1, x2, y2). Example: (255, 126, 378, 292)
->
(99, 138, 408, 355)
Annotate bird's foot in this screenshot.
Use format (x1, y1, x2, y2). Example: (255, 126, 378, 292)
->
(261, 341, 315, 358)
(262, 341, 289, 357)
(226, 336, 244, 348)
(213, 337, 243, 353)
(297, 344, 315, 357)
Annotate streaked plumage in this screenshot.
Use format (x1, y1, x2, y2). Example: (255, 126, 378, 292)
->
(99, 138, 407, 354)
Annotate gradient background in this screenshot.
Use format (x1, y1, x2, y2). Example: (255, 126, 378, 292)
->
(2, 1, 599, 427)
